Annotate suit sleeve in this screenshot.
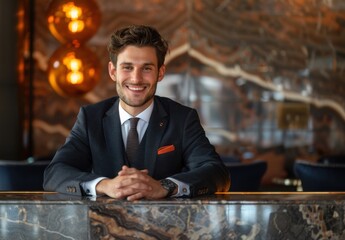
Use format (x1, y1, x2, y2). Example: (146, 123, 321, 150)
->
(169, 109, 231, 197)
(43, 107, 101, 196)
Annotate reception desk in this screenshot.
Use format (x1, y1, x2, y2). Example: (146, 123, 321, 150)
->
(0, 192, 345, 239)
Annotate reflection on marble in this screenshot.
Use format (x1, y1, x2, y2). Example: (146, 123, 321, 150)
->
(0, 199, 88, 239)
(1, 192, 345, 239)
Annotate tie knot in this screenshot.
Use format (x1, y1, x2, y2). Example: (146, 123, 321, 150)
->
(129, 118, 139, 129)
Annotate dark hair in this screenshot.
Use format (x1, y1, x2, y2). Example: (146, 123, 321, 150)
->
(107, 25, 169, 68)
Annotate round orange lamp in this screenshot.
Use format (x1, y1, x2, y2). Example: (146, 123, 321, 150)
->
(47, 0, 101, 44)
(47, 0, 101, 97)
(48, 44, 100, 97)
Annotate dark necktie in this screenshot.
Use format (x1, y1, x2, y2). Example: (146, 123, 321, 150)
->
(126, 117, 140, 166)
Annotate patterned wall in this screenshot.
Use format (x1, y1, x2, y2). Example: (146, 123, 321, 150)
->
(32, 0, 345, 182)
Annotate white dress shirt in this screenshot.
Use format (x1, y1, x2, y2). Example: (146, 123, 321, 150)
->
(119, 101, 153, 147)
(81, 101, 190, 197)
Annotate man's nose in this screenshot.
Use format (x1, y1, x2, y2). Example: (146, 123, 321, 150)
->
(131, 69, 143, 83)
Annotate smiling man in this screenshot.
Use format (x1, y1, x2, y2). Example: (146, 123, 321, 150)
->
(43, 25, 230, 200)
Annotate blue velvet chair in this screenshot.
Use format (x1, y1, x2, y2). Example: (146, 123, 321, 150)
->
(224, 160, 267, 191)
(294, 160, 345, 191)
(0, 160, 50, 191)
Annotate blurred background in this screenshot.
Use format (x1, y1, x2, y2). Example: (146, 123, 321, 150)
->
(1, 0, 345, 189)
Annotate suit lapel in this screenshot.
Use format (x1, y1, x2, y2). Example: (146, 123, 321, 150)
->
(103, 99, 128, 168)
(145, 98, 168, 175)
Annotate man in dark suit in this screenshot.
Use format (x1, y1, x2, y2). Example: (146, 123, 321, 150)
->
(43, 25, 230, 200)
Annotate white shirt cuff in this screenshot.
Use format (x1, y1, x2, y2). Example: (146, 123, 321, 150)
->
(80, 177, 107, 196)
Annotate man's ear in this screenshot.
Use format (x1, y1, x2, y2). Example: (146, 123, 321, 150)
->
(158, 65, 166, 82)
(108, 61, 116, 82)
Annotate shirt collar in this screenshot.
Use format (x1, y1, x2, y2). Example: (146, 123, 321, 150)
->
(119, 100, 154, 125)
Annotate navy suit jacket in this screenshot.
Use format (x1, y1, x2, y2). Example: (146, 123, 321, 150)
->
(43, 96, 230, 197)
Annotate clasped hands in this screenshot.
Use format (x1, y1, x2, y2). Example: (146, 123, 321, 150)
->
(96, 165, 168, 201)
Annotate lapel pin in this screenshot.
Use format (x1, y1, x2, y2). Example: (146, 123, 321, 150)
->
(160, 122, 164, 127)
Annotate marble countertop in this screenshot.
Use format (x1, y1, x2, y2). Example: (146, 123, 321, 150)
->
(2, 191, 345, 239)
(1, 191, 344, 204)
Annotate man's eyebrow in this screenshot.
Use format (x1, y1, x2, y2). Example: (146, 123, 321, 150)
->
(143, 63, 155, 66)
(119, 62, 155, 66)
(119, 62, 133, 65)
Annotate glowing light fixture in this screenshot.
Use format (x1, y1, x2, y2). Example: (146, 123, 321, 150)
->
(48, 44, 100, 97)
(47, 0, 101, 43)
(47, 0, 101, 97)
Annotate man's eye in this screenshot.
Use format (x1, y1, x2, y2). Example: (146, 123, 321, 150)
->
(143, 67, 153, 71)
(123, 66, 132, 70)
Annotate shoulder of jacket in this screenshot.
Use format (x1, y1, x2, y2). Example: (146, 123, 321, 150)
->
(155, 95, 194, 112)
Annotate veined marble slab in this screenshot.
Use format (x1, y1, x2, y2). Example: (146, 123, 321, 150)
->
(0, 192, 344, 239)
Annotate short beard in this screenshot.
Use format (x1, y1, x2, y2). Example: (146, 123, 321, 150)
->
(116, 81, 157, 108)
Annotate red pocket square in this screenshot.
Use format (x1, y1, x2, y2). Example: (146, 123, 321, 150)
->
(157, 145, 175, 155)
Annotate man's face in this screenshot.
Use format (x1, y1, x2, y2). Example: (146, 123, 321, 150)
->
(108, 46, 165, 115)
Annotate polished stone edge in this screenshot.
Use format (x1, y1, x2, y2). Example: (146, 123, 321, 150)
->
(1, 192, 345, 239)
(1, 191, 345, 204)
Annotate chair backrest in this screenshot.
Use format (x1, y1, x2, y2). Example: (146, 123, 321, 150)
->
(294, 160, 345, 191)
(317, 155, 345, 165)
(225, 160, 267, 191)
(0, 160, 50, 191)
(220, 155, 241, 164)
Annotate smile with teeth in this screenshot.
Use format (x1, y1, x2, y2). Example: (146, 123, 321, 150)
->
(127, 85, 146, 91)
